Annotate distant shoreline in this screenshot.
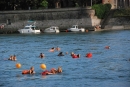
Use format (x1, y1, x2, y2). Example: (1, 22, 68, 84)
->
(0, 26, 130, 34)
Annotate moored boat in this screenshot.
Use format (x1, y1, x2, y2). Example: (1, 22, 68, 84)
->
(44, 26, 60, 33)
(18, 21, 40, 34)
(67, 25, 85, 32)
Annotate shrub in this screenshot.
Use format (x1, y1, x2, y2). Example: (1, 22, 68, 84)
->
(114, 8, 130, 17)
(92, 3, 111, 19)
(40, 0, 48, 8)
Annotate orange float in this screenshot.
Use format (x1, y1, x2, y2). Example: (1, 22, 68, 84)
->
(86, 53, 92, 58)
(16, 63, 21, 68)
(40, 64, 46, 70)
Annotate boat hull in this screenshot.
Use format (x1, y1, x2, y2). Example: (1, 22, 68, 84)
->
(67, 28, 85, 32)
(18, 29, 40, 34)
(44, 27, 60, 33)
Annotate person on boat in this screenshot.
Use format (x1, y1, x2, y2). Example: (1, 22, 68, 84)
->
(56, 46, 60, 51)
(56, 66, 62, 73)
(58, 52, 64, 56)
(49, 47, 55, 52)
(39, 53, 45, 58)
(22, 66, 35, 74)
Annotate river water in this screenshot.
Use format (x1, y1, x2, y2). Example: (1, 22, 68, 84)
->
(0, 30, 130, 87)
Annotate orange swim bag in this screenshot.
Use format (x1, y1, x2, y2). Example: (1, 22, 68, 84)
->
(22, 70, 29, 74)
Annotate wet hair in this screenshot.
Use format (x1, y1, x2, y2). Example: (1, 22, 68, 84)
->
(57, 67, 62, 73)
(30, 66, 34, 70)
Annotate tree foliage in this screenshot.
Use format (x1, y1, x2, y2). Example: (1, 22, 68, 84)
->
(40, 0, 48, 8)
(92, 3, 111, 19)
(0, 0, 102, 10)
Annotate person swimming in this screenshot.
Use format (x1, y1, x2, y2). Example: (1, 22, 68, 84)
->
(71, 52, 80, 58)
(8, 55, 17, 61)
(58, 52, 64, 56)
(41, 67, 62, 75)
(57, 66, 62, 73)
(22, 66, 35, 74)
(8, 55, 13, 60)
(39, 53, 45, 58)
(56, 46, 60, 51)
(13, 55, 17, 61)
(41, 68, 57, 75)
(28, 66, 35, 74)
(49, 47, 55, 52)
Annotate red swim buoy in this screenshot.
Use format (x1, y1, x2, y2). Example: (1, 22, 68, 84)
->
(86, 53, 92, 58)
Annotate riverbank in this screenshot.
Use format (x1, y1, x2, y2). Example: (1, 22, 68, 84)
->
(0, 8, 130, 34)
(95, 25, 130, 31)
(0, 8, 101, 34)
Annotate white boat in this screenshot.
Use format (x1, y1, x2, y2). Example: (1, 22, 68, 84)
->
(44, 26, 60, 33)
(67, 25, 85, 32)
(18, 21, 41, 34)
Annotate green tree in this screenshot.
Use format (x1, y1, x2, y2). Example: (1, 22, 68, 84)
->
(92, 3, 111, 19)
(41, 0, 48, 8)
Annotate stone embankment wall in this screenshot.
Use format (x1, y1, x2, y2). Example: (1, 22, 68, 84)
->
(104, 17, 130, 29)
(0, 8, 101, 31)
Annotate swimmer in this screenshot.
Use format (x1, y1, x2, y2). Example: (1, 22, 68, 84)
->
(58, 52, 64, 56)
(42, 68, 57, 75)
(105, 46, 110, 49)
(13, 55, 17, 61)
(29, 66, 35, 74)
(49, 47, 55, 52)
(57, 66, 62, 73)
(71, 52, 75, 56)
(50, 68, 57, 74)
(8, 55, 17, 61)
(8, 55, 13, 60)
(39, 53, 45, 58)
(71, 52, 80, 58)
(72, 54, 80, 58)
(56, 46, 60, 51)
(22, 66, 35, 74)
